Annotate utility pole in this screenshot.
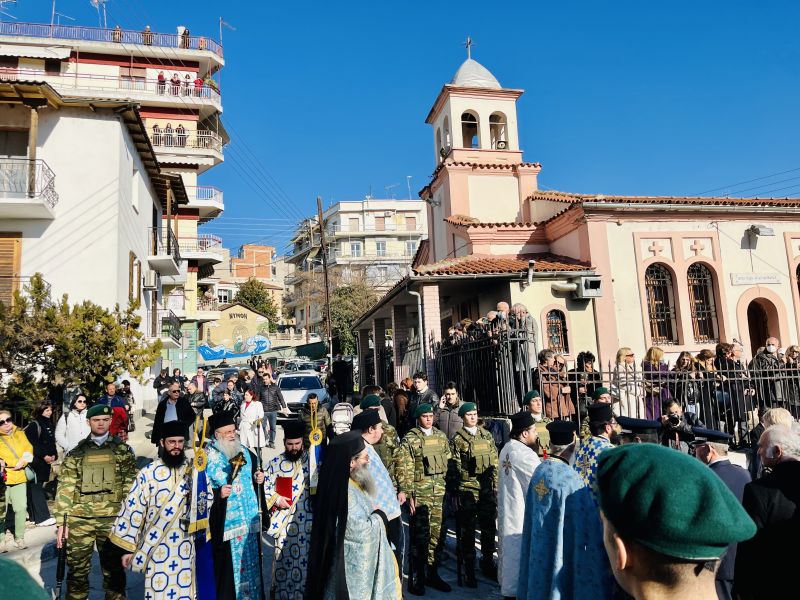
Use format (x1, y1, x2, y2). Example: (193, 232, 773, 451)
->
(304, 218, 312, 344)
(317, 197, 334, 369)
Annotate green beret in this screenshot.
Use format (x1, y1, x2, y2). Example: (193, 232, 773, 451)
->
(458, 402, 477, 417)
(413, 403, 434, 419)
(86, 404, 112, 419)
(523, 390, 541, 403)
(597, 444, 756, 560)
(592, 386, 610, 400)
(360, 394, 381, 409)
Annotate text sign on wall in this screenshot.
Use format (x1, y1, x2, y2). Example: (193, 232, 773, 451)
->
(730, 273, 781, 285)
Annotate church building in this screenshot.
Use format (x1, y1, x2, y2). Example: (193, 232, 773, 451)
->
(353, 55, 800, 385)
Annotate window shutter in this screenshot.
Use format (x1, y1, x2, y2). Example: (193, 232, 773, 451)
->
(0, 233, 21, 307)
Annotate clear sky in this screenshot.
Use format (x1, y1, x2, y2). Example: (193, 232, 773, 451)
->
(10, 1, 800, 251)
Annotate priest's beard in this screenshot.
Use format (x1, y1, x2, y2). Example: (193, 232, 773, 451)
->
(217, 437, 243, 460)
(285, 448, 303, 462)
(609, 431, 622, 446)
(162, 448, 186, 469)
(350, 464, 375, 496)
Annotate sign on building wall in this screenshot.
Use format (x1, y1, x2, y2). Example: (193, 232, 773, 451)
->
(730, 273, 781, 285)
(198, 303, 272, 364)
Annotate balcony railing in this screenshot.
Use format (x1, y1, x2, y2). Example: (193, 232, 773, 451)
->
(0, 158, 58, 208)
(198, 297, 219, 312)
(177, 234, 223, 254)
(149, 227, 182, 263)
(187, 186, 224, 205)
(146, 308, 182, 347)
(150, 129, 223, 153)
(0, 21, 223, 58)
(330, 225, 425, 234)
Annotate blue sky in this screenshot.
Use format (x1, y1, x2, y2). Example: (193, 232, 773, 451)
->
(11, 1, 800, 251)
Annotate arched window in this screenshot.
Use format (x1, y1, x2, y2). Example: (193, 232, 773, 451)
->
(461, 111, 479, 148)
(645, 263, 678, 344)
(489, 112, 507, 149)
(546, 309, 569, 354)
(688, 263, 719, 343)
(436, 128, 442, 162)
(443, 116, 451, 147)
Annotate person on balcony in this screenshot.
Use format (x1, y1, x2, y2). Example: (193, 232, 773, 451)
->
(193, 75, 204, 97)
(164, 123, 174, 147)
(156, 70, 165, 94)
(182, 74, 191, 96)
(170, 73, 181, 96)
(112, 25, 122, 43)
(180, 27, 190, 49)
(175, 124, 187, 148)
(141, 25, 153, 45)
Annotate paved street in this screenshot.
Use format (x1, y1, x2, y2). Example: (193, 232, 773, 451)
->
(11, 412, 500, 599)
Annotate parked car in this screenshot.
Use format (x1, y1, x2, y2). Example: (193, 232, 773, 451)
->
(314, 359, 329, 373)
(276, 372, 330, 416)
(207, 367, 241, 384)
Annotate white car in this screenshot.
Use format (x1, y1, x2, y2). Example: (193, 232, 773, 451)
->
(276, 372, 330, 416)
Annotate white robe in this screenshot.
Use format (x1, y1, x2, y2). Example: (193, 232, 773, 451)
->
(110, 459, 194, 600)
(239, 399, 266, 449)
(497, 438, 541, 597)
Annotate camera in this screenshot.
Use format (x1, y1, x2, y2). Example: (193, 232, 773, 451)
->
(668, 414, 681, 426)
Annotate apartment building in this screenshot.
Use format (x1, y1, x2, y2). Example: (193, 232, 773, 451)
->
(0, 21, 227, 390)
(285, 199, 427, 333)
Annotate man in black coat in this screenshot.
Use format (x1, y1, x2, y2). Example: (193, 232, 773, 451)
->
(151, 381, 195, 448)
(734, 423, 800, 600)
(693, 428, 751, 600)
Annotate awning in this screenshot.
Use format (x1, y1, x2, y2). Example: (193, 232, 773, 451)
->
(0, 45, 72, 60)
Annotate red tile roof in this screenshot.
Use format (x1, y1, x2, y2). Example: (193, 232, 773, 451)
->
(445, 214, 537, 228)
(413, 253, 591, 276)
(527, 190, 800, 207)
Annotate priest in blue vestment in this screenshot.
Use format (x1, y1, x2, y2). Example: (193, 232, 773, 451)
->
(517, 420, 614, 600)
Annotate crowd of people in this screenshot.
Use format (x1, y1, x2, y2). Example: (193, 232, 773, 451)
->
(2, 346, 800, 599)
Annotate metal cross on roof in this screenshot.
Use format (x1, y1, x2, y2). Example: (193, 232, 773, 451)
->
(464, 36, 474, 59)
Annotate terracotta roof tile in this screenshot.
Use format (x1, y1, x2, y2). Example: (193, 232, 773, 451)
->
(445, 215, 537, 228)
(413, 253, 591, 276)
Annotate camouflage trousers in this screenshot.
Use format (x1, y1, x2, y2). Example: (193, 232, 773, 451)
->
(65, 515, 126, 600)
(456, 488, 497, 565)
(409, 479, 447, 567)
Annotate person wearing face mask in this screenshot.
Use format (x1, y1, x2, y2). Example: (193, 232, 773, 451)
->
(572, 403, 620, 505)
(749, 336, 785, 409)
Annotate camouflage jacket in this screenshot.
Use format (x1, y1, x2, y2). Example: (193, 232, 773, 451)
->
(449, 426, 498, 494)
(372, 421, 400, 486)
(53, 435, 137, 519)
(395, 427, 451, 497)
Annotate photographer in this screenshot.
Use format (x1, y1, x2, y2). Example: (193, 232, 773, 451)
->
(660, 400, 704, 453)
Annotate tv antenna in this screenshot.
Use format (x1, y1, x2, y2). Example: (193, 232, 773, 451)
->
(89, 0, 109, 29)
(385, 183, 399, 199)
(0, 1, 18, 20)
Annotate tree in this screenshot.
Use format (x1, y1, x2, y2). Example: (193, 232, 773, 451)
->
(234, 277, 278, 329)
(326, 279, 378, 355)
(0, 273, 162, 414)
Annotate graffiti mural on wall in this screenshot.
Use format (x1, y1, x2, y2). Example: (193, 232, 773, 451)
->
(198, 303, 272, 362)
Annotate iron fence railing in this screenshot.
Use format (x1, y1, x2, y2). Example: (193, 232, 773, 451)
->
(0, 158, 58, 207)
(148, 227, 182, 264)
(197, 297, 219, 312)
(177, 234, 223, 254)
(151, 129, 223, 152)
(146, 308, 181, 345)
(0, 21, 223, 57)
(187, 185, 223, 205)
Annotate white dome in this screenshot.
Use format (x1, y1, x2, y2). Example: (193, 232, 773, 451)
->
(450, 58, 502, 89)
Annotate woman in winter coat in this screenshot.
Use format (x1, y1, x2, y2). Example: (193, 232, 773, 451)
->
(54, 394, 90, 453)
(642, 346, 673, 420)
(611, 347, 645, 418)
(24, 402, 57, 526)
(238, 389, 266, 451)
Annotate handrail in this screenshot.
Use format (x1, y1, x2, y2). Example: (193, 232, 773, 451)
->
(150, 129, 223, 152)
(0, 158, 58, 208)
(186, 186, 223, 203)
(148, 227, 182, 264)
(0, 21, 223, 58)
(147, 308, 182, 342)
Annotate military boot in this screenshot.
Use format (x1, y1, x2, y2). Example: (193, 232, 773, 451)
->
(426, 565, 452, 593)
(464, 561, 478, 588)
(408, 555, 426, 596)
(481, 558, 498, 582)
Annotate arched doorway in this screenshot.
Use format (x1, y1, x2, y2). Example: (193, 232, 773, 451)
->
(747, 298, 778, 355)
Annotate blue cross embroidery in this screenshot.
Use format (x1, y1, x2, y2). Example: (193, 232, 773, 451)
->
(165, 507, 174, 516)
(128, 498, 136, 507)
(117, 522, 127, 531)
(180, 483, 188, 492)
(271, 522, 278, 530)
(145, 593, 153, 600)
(136, 556, 144, 565)
(149, 531, 158, 540)
(298, 535, 305, 544)
(170, 532, 179, 543)
(301, 558, 307, 567)
(292, 484, 299, 492)
(168, 560, 178, 571)
(167, 590, 177, 599)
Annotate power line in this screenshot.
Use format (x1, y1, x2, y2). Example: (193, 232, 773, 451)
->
(693, 166, 800, 196)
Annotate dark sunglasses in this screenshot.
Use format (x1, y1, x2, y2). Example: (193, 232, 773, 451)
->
(169, 390, 180, 394)
(75, 399, 87, 404)
(0, 418, 11, 426)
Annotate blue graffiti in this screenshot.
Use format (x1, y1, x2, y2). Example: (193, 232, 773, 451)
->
(197, 335, 272, 361)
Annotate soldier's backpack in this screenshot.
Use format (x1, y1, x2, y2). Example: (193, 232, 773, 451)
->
(331, 401, 354, 435)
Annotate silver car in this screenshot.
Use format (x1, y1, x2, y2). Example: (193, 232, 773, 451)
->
(276, 372, 330, 416)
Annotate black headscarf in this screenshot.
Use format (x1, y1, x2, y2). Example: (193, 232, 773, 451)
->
(306, 431, 365, 600)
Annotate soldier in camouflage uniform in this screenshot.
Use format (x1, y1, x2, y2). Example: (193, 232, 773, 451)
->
(449, 402, 499, 586)
(525, 390, 552, 457)
(54, 404, 137, 600)
(359, 395, 400, 481)
(395, 402, 453, 595)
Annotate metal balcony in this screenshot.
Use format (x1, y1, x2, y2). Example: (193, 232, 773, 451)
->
(0, 159, 58, 219)
(146, 308, 182, 349)
(0, 21, 224, 58)
(177, 234, 223, 265)
(186, 186, 224, 222)
(147, 227, 182, 276)
(150, 129, 224, 153)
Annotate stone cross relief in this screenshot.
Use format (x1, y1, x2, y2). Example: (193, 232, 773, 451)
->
(647, 240, 665, 256)
(689, 239, 706, 256)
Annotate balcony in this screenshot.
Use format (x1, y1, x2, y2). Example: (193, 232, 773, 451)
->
(0, 68, 221, 113)
(146, 308, 182, 349)
(196, 296, 221, 323)
(0, 21, 224, 59)
(186, 186, 224, 222)
(150, 129, 224, 166)
(147, 227, 182, 276)
(164, 292, 220, 323)
(330, 225, 425, 236)
(177, 234, 224, 265)
(0, 159, 58, 219)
